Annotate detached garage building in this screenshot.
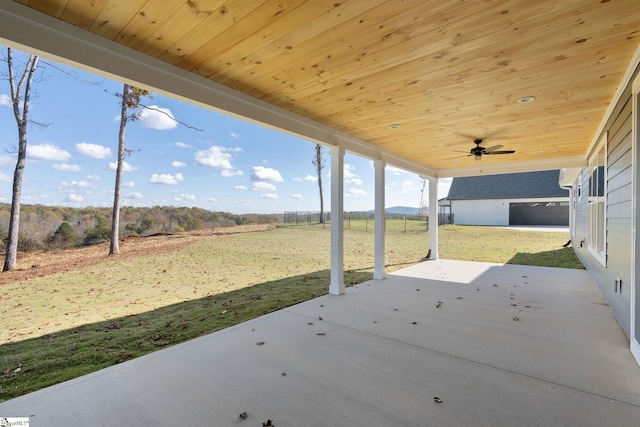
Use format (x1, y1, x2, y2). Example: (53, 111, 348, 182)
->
(447, 170, 569, 226)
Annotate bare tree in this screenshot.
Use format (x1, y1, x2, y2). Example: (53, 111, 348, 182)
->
(109, 83, 149, 255)
(312, 144, 325, 224)
(2, 48, 40, 271)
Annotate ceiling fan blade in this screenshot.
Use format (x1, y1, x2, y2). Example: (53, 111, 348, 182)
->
(446, 154, 472, 160)
(483, 145, 503, 153)
(446, 133, 482, 146)
(484, 150, 515, 155)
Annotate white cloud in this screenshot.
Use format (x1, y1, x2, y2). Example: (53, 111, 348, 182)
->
(65, 194, 83, 203)
(208, 197, 217, 202)
(230, 132, 240, 140)
(174, 193, 196, 201)
(108, 161, 137, 171)
(0, 94, 10, 106)
(53, 163, 82, 172)
(387, 166, 409, 176)
(221, 169, 244, 177)
(28, 144, 71, 161)
(127, 192, 144, 199)
(344, 163, 361, 184)
(149, 173, 184, 185)
(171, 160, 187, 168)
(0, 172, 12, 182)
(138, 105, 177, 130)
(328, 164, 360, 182)
(253, 182, 276, 191)
(401, 180, 421, 193)
(250, 166, 283, 182)
(235, 185, 248, 190)
(123, 181, 135, 187)
(260, 193, 279, 199)
(75, 143, 111, 159)
(348, 188, 367, 197)
(175, 142, 191, 148)
(87, 175, 102, 180)
(62, 180, 98, 189)
(294, 174, 317, 182)
(0, 155, 14, 166)
(195, 146, 238, 169)
(292, 194, 303, 199)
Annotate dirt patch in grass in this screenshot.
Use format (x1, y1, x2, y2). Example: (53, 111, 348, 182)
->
(0, 224, 275, 285)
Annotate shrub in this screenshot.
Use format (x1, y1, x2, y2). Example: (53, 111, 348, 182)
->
(48, 221, 77, 249)
(83, 216, 111, 246)
(18, 231, 45, 252)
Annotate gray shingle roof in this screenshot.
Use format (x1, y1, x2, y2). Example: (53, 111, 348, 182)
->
(446, 170, 569, 200)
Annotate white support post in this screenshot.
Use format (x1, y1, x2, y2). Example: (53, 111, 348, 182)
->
(374, 159, 386, 280)
(330, 146, 345, 295)
(428, 177, 439, 260)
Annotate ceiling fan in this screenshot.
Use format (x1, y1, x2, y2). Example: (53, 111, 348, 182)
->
(458, 139, 515, 160)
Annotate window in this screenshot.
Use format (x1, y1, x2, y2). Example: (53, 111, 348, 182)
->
(588, 133, 607, 264)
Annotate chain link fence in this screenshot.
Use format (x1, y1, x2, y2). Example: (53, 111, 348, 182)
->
(283, 211, 454, 228)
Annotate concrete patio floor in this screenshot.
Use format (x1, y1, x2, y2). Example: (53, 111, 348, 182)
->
(1, 260, 639, 426)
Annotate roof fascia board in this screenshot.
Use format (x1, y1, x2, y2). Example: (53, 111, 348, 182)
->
(450, 196, 569, 202)
(0, 2, 437, 177)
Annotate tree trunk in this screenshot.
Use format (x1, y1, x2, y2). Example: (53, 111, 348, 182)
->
(318, 171, 324, 224)
(4, 124, 27, 271)
(109, 83, 129, 255)
(3, 51, 39, 272)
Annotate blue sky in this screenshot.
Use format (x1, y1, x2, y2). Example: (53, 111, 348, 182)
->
(0, 47, 451, 214)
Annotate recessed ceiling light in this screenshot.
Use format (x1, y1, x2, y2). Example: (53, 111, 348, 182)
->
(389, 124, 400, 129)
(518, 96, 536, 104)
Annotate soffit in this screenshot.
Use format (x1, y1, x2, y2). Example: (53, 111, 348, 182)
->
(8, 0, 640, 176)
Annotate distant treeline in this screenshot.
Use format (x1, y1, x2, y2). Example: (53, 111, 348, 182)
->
(0, 204, 282, 252)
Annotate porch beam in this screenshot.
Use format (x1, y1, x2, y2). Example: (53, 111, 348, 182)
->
(330, 146, 345, 295)
(373, 159, 386, 280)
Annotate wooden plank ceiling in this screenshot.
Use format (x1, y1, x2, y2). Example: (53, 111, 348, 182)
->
(12, 0, 640, 176)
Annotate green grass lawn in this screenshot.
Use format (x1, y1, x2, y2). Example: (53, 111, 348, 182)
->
(0, 222, 582, 401)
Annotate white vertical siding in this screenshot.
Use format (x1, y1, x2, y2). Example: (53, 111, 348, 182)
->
(573, 91, 633, 336)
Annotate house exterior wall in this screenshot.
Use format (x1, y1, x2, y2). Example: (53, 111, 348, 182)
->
(451, 197, 567, 226)
(572, 81, 634, 337)
(451, 199, 508, 225)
